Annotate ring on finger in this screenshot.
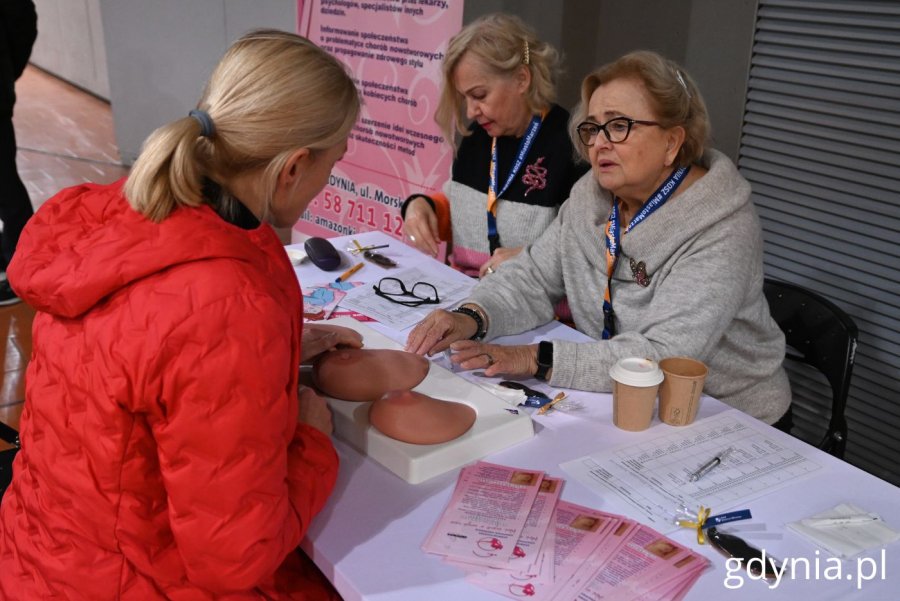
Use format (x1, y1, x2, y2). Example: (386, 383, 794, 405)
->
(485, 265, 495, 274)
(484, 353, 495, 366)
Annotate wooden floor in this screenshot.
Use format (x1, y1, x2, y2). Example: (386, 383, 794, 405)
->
(0, 66, 128, 449)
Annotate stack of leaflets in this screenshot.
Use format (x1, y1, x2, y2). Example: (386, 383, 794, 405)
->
(422, 461, 708, 600)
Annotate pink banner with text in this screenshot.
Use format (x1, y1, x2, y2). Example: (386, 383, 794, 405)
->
(295, 0, 462, 242)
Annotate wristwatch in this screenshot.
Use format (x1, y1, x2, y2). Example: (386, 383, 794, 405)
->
(535, 341, 553, 381)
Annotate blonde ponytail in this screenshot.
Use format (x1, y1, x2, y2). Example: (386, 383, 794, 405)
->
(125, 117, 209, 222)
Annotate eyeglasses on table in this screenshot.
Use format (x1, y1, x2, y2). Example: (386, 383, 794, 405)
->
(373, 277, 440, 307)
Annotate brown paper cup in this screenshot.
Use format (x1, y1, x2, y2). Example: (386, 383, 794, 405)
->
(612, 380, 660, 431)
(609, 357, 664, 432)
(658, 357, 708, 426)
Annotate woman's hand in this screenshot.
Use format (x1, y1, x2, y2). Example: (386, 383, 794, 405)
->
(297, 385, 333, 436)
(403, 197, 440, 257)
(448, 340, 539, 378)
(405, 309, 478, 356)
(301, 323, 363, 364)
(479, 246, 523, 278)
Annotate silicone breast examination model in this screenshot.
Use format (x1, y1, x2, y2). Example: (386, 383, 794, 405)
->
(312, 348, 429, 402)
(312, 348, 476, 444)
(369, 390, 477, 445)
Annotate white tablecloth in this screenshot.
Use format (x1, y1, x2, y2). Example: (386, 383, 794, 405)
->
(291, 231, 899, 601)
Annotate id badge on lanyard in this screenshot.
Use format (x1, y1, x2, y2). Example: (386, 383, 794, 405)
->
(601, 165, 690, 339)
(486, 113, 544, 254)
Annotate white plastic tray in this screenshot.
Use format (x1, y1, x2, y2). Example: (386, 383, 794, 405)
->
(315, 317, 534, 484)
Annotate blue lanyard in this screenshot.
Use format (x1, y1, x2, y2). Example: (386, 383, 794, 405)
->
(486, 114, 544, 253)
(602, 166, 690, 339)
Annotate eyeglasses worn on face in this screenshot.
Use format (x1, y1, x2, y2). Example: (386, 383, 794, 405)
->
(576, 117, 662, 146)
(373, 277, 440, 307)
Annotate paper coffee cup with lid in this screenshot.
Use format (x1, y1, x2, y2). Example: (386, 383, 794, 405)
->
(609, 357, 664, 431)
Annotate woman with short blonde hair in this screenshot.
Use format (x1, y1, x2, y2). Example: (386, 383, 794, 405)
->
(435, 13, 559, 144)
(403, 13, 588, 281)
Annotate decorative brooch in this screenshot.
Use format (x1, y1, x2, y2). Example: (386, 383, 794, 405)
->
(522, 157, 547, 196)
(630, 258, 652, 287)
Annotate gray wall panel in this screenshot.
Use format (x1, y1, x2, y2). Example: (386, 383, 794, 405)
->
(99, 0, 293, 164)
(738, 0, 900, 485)
(30, 0, 110, 98)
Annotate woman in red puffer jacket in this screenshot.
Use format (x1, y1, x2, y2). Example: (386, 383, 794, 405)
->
(0, 29, 360, 600)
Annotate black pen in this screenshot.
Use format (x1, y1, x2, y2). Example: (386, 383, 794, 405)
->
(689, 446, 734, 482)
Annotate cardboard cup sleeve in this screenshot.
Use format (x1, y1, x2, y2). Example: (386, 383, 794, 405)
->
(658, 357, 708, 426)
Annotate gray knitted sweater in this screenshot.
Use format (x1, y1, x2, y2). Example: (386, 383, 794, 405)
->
(467, 150, 791, 424)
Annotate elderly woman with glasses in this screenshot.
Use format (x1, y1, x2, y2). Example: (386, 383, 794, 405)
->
(406, 50, 792, 426)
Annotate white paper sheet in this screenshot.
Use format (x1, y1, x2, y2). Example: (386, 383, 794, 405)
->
(560, 410, 825, 531)
(787, 503, 900, 558)
(337, 265, 474, 329)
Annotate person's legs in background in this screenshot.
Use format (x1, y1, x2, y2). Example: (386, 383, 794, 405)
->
(0, 0, 38, 305)
(0, 111, 34, 304)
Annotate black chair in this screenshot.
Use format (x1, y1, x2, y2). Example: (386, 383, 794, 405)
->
(0, 420, 19, 501)
(763, 278, 858, 459)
